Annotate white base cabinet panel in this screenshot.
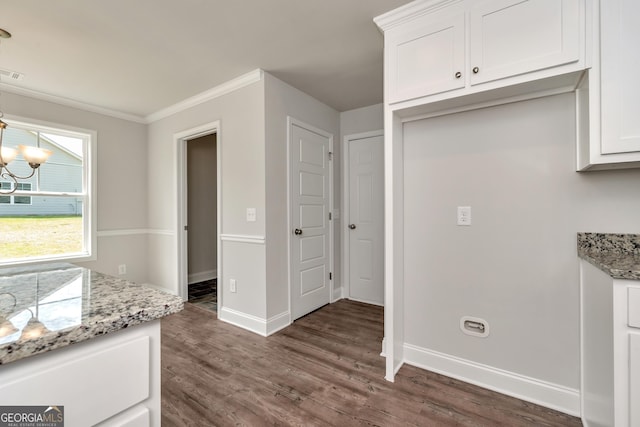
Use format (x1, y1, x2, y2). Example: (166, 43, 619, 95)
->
(581, 260, 640, 426)
(0, 320, 161, 427)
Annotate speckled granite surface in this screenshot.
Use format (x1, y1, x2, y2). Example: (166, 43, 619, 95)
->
(578, 233, 640, 280)
(0, 263, 183, 365)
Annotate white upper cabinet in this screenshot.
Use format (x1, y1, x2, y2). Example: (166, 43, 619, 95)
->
(377, 0, 586, 107)
(469, 0, 580, 86)
(388, 12, 465, 103)
(600, 0, 640, 154)
(576, 0, 640, 170)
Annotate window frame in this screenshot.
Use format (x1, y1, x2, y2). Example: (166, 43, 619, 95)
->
(0, 115, 97, 266)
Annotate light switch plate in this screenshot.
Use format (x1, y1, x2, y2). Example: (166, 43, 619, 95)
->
(457, 206, 471, 226)
(246, 208, 256, 222)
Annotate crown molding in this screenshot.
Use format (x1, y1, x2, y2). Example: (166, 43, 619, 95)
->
(0, 82, 148, 124)
(374, 0, 461, 31)
(145, 69, 264, 123)
(1, 68, 264, 125)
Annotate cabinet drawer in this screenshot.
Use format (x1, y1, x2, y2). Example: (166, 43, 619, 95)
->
(629, 287, 640, 328)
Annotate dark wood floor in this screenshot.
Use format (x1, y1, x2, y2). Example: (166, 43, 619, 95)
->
(161, 300, 582, 426)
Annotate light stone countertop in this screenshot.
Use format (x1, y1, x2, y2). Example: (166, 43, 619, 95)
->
(577, 233, 640, 281)
(0, 263, 183, 365)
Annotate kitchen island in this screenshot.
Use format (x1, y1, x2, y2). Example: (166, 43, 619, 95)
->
(0, 263, 183, 426)
(578, 233, 640, 427)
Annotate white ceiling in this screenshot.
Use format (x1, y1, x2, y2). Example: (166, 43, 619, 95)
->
(0, 0, 413, 120)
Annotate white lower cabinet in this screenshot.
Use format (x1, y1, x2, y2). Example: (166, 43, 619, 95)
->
(630, 333, 640, 426)
(581, 260, 639, 426)
(0, 321, 161, 427)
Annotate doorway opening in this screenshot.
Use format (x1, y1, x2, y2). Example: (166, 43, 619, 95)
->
(176, 121, 221, 313)
(186, 133, 218, 311)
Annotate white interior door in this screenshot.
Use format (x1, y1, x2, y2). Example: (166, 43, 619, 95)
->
(348, 134, 384, 305)
(290, 121, 332, 320)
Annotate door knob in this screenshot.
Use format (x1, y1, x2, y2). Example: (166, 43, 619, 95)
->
(348, 224, 356, 230)
(294, 228, 303, 235)
(455, 71, 462, 79)
(472, 66, 479, 74)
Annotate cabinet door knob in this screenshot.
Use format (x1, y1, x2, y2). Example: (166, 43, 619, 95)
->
(348, 224, 356, 230)
(472, 67, 479, 74)
(294, 228, 303, 235)
(455, 71, 462, 79)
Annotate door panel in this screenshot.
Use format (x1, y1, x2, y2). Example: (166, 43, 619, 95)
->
(348, 134, 384, 305)
(290, 122, 332, 320)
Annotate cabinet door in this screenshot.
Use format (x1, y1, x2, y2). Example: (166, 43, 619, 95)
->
(388, 13, 465, 103)
(469, 0, 580, 86)
(600, 0, 640, 154)
(631, 332, 640, 426)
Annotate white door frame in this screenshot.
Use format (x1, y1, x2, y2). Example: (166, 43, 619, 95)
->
(341, 129, 384, 302)
(287, 116, 335, 320)
(175, 121, 221, 304)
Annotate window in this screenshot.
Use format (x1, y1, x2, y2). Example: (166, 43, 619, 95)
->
(0, 117, 96, 265)
(0, 182, 31, 205)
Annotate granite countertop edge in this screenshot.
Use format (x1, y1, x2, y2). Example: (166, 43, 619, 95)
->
(577, 232, 640, 281)
(0, 268, 184, 366)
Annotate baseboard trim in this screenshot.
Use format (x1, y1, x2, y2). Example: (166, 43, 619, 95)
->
(403, 343, 580, 417)
(347, 296, 384, 307)
(188, 269, 217, 284)
(266, 311, 290, 336)
(218, 307, 290, 337)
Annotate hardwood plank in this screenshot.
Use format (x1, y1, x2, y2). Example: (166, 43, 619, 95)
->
(161, 300, 581, 426)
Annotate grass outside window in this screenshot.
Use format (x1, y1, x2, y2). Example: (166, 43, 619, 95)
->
(0, 216, 83, 260)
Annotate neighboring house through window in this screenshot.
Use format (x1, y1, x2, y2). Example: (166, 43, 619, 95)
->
(0, 182, 32, 205)
(0, 117, 96, 264)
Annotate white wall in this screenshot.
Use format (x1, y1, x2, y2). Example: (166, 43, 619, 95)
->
(402, 93, 640, 402)
(340, 103, 383, 137)
(264, 73, 340, 318)
(3, 92, 149, 283)
(147, 80, 267, 321)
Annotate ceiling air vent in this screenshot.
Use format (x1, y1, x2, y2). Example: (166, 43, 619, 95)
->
(0, 68, 25, 81)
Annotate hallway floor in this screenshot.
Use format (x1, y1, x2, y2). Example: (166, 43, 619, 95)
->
(187, 279, 216, 312)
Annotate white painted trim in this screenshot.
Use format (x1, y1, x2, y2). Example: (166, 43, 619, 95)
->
(266, 311, 291, 336)
(403, 343, 581, 417)
(347, 297, 384, 307)
(287, 117, 334, 321)
(175, 121, 221, 302)
(341, 130, 384, 303)
(97, 229, 151, 237)
(0, 82, 147, 124)
(3, 69, 263, 126)
(188, 269, 217, 285)
(147, 69, 264, 123)
(96, 229, 174, 237)
(374, 0, 459, 32)
(219, 234, 266, 244)
(148, 229, 174, 236)
(218, 307, 290, 337)
(381, 337, 387, 357)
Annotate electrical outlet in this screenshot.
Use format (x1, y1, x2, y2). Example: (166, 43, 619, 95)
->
(230, 279, 237, 293)
(118, 264, 127, 275)
(246, 208, 256, 222)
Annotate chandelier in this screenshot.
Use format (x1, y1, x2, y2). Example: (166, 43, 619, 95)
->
(0, 28, 52, 195)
